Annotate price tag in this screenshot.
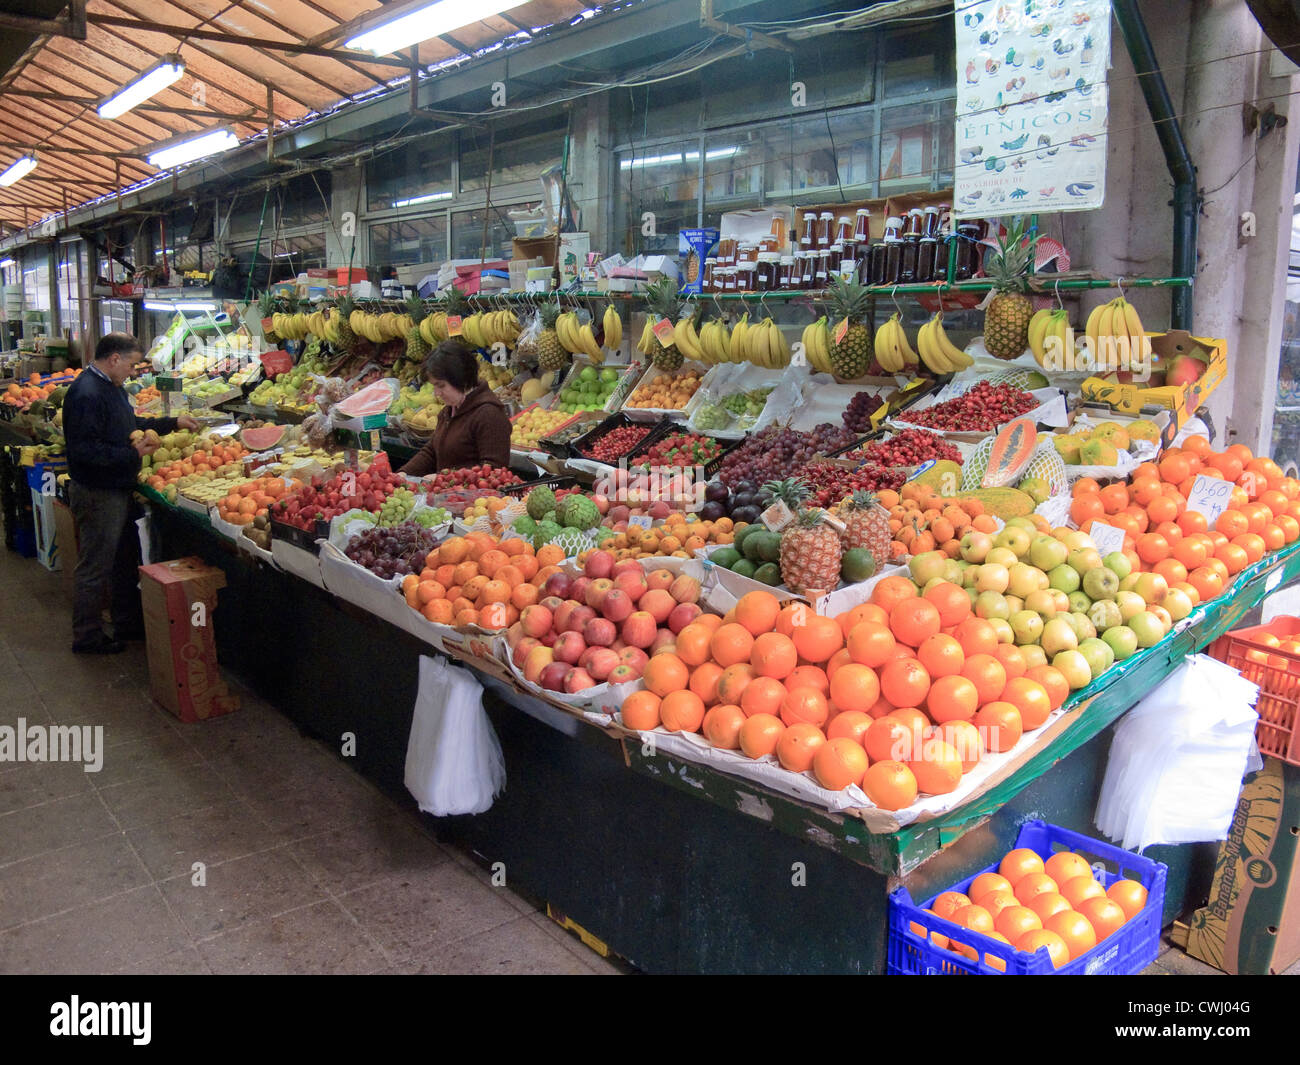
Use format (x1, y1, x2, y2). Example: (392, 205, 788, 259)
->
(833, 318, 849, 345)
(259, 350, 293, 376)
(447, 314, 463, 337)
(652, 317, 676, 347)
(628, 514, 653, 530)
(1089, 520, 1127, 557)
(761, 498, 794, 532)
(818, 508, 846, 533)
(1186, 473, 1234, 526)
(907, 459, 937, 482)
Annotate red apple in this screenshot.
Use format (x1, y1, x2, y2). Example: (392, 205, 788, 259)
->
(540, 631, 557, 647)
(611, 639, 627, 653)
(583, 647, 621, 681)
(569, 576, 592, 604)
(669, 574, 701, 604)
(506, 621, 524, 649)
(650, 629, 676, 655)
(600, 588, 633, 623)
(564, 604, 596, 634)
(609, 504, 631, 525)
(1166, 354, 1205, 387)
(668, 602, 703, 633)
(543, 572, 572, 600)
(584, 549, 615, 579)
(645, 569, 675, 593)
(618, 646, 649, 673)
(552, 600, 582, 634)
(563, 668, 596, 694)
(612, 558, 643, 579)
(540, 662, 570, 691)
(512, 636, 541, 668)
(540, 595, 564, 613)
(648, 499, 671, 519)
(520, 604, 554, 639)
(621, 611, 658, 649)
(639, 588, 676, 625)
(585, 578, 613, 610)
(614, 569, 648, 604)
(607, 663, 640, 684)
(553, 630, 587, 664)
(591, 495, 611, 516)
(583, 616, 617, 647)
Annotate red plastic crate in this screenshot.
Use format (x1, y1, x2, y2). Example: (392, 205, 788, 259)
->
(1208, 615, 1300, 767)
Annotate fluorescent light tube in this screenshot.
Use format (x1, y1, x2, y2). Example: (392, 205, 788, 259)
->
(346, 0, 528, 55)
(144, 301, 217, 313)
(143, 302, 178, 311)
(98, 56, 185, 120)
(0, 258, 15, 269)
(147, 128, 238, 169)
(0, 155, 37, 186)
(393, 191, 452, 207)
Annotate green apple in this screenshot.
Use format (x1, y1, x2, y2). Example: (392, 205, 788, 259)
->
(975, 591, 1010, 620)
(1119, 573, 1142, 594)
(963, 565, 982, 589)
(942, 560, 965, 585)
(1067, 547, 1103, 573)
(1088, 599, 1122, 632)
(1007, 562, 1042, 598)
(994, 526, 1032, 558)
(1134, 573, 1168, 607)
(1128, 611, 1165, 648)
(1020, 644, 1048, 669)
(1102, 625, 1138, 661)
(960, 531, 992, 563)
(1010, 609, 1044, 645)
(1029, 535, 1069, 572)
(1049, 565, 1081, 594)
(1067, 590, 1092, 614)
(1041, 617, 1079, 656)
(965, 585, 979, 606)
(1062, 530, 1095, 551)
(1077, 637, 1115, 679)
(1005, 594, 1025, 615)
(1069, 611, 1097, 641)
(923, 576, 953, 596)
(1103, 551, 1132, 580)
(909, 550, 949, 587)
(988, 618, 1015, 644)
(1081, 566, 1119, 601)
(1024, 589, 1059, 617)
(1115, 590, 1146, 621)
(976, 564, 1010, 594)
(1053, 649, 1093, 689)
(1164, 588, 1194, 621)
(985, 546, 1020, 568)
(1050, 590, 1072, 614)
(1148, 604, 1173, 632)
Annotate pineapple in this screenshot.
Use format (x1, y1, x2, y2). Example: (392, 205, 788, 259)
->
(765, 479, 843, 596)
(823, 277, 874, 378)
(257, 291, 280, 344)
(335, 293, 357, 356)
(405, 295, 430, 365)
(982, 217, 1037, 359)
(537, 303, 568, 373)
(840, 490, 891, 572)
(645, 276, 683, 371)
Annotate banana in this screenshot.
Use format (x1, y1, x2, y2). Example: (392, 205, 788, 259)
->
(892, 314, 919, 366)
(801, 320, 825, 372)
(1027, 308, 1053, 364)
(917, 317, 950, 374)
(637, 317, 655, 356)
(716, 319, 732, 362)
(749, 318, 770, 367)
(874, 318, 900, 373)
(768, 320, 791, 367)
(579, 323, 604, 363)
(673, 317, 701, 362)
(603, 305, 622, 352)
(1084, 300, 1109, 358)
(731, 313, 750, 364)
(932, 314, 974, 370)
(1117, 297, 1143, 346)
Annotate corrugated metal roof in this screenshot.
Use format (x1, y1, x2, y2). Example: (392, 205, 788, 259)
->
(0, 0, 606, 232)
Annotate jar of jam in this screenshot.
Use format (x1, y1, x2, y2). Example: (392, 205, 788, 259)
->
(738, 242, 758, 265)
(866, 241, 886, 285)
(756, 253, 779, 291)
(899, 239, 919, 284)
(826, 244, 843, 279)
(903, 208, 924, 241)
(801, 252, 815, 288)
(882, 215, 904, 243)
(839, 239, 859, 282)
(835, 216, 853, 244)
(917, 238, 937, 283)
(736, 263, 756, 292)
(933, 233, 950, 281)
(817, 211, 834, 247)
(853, 208, 872, 242)
(800, 214, 816, 250)
(722, 267, 738, 293)
(813, 250, 829, 289)
(717, 237, 737, 267)
(702, 257, 717, 292)
(952, 220, 986, 280)
(778, 255, 795, 289)
(923, 206, 944, 239)
(880, 234, 903, 285)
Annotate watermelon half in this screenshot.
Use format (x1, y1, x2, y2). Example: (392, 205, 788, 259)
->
(982, 417, 1038, 488)
(240, 425, 286, 451)
(334, 378, 400, 418)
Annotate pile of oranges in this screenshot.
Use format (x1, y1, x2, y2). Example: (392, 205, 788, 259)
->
(1068, 435, 1300, 604)
(2, 369, 79, 410)
(620, 577, 1071, 812)
(217, 476, 288, 525)
(401, 533, 569, 630)
(877, 484, 999, 561)
(914, 846, 1149, 971)
(599, 512, 738, 560)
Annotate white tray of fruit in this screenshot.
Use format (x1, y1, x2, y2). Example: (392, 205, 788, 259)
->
(619, 361, 706, 422)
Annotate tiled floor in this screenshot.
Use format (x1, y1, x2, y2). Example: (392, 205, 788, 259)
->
(0, 546, 620, 975)
(0, 544, 1294, 975)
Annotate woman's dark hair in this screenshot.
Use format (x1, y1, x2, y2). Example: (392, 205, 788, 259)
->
(422, 339, 479, 393)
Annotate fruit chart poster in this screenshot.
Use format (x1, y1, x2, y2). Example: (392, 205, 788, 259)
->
(954, 0, 1112, 216)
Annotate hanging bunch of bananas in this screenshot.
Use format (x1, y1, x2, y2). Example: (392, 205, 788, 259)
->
(418, 309, 450, 347)
(730, 316, 790, 368)
(458, 310, 520, 350)
(873, 313, 920, 374)
(602, 304, 622, 354)
(670, 312, 708, 365)
(917, 313, 975, 375)
(1028, 307, 1072, 368)
(697, 317, 734, 364)
(271, 310, 314, 341)
(348, 310, 410, 344)
(1084, 296, 1144, 368)
(554, 310, 607, 364)
(800, 317, 834, 373)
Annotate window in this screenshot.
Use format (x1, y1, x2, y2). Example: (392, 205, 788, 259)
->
(57, 241, 88, 344)
(101, 300, 133, 339)
(267, 232, 327, 274)
(370, 215, 448, 268)
(459, 119, 565, 194)
(451, 206, 522, 261)
(615, 140, 700, 255)
(881, 29, 954, 97)
(22, 253, 50, 313)
(367, 143, 454, 211)
(880, 102, 947, 192)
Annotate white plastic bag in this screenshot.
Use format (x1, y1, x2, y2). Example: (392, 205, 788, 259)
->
(405, 655, 506, 816)
(1095, 654, 1260, 851)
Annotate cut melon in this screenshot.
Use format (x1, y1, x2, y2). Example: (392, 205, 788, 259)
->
(239, 425, 286, 451)
(982, 417, 1038, 488)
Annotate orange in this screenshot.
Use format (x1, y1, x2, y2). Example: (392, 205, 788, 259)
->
(861, 760, 917, 810)
(478, 602, 509, 630)
(828, 663, 881, 714)
(960, 654, 1007, 704)
(750, 631, 798, 678)
(1046, 909, 1098, 959)
(953, 617, 999, 657)
(1152, 558, 1187, 586)
(780, 685, 829, 728)
(422, 599, 454, 624)
(776, 721, 826, 773)
(864, 716, 917, 763)
(787, 664, 829, 695)
(994, 904, 1043, 942)
(716, 663, 757, 706)
(880, 657, 931, 708)
(702, 704, 746, 749)
(1077, 896, 1127, 941)
(890, 598, 942, 648)
(1215, 542, 1249, 575)
(791, 613, 844, 664)
(976, 890, 1018, 922)
(1171, 536, 1208, 569)
(1177, 508, 1209, 536)
(932, 891, 972, 921)
(738, 713, 785, 758)
(973, 700, 1022, 752)
(453, 608, 479, 628)
(675, 623, 715, 668)
(688, 662, 724, 706)
(478, 579, 511, 605)
(622, 690, 662, 731)
(934, 720, 983, 772)
(535, 544, 565, 567)
(951, 904, 995, 934)
(1131, 478, 1163, 507)
(812, 737, 869, 790)
(1016, 928, 1070, 968)
(1159, 452, 1191, 484)
(827, 709, 873, 746)
(1154, 520, 1184, 544)
(1002, 676, 1052, 730)
(1070, 495, 1105, 527)
(1024, 665, 1069, 711)
(710, 623, 755, 667)
(1014, 870, 1060, 904)
(1043, 851, 1092, 886)
(999, 848, 1045, 886)
(906, 735, 962, 795)
(1099, 483, 1129, 514)
(923, 581, 972, 627)
(917, 633, 965, 678)
(992, 643, 1027, 681)
(1106, 879, 1149, 920)
(1232, 532, 1266, 564)
(1027, 892, 1071, 923)
(1072, 477, 1101, 497)
(969, 872, 1014, 902)
(1136, 532, 1170, 564)
(476, 549, 508, 578)
(659, 689, 706, 733)
(826, 648, 855, 681)
(871, 575, 918, 614)
(1262, 524, 1286, 552)
(740, 676, 787, 718)
(1146, 495, 1178, 525)
(643, 653, 689, 696)
(1188, 565, 1224, 602)
(1278, 514, 1300, 543)
(847, 622, 897, 667)
(734, 590, 781, 636)
(1060, 875, 1107, 909)
(1215, 509, 1249, 538)
(926, 675, 979, 723)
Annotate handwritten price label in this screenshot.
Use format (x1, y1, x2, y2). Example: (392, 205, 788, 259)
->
(446, 314, 463, 337)
(833, 318, 849, 345)
(652, 317, 676, 347)
(1186, 473, 1234, 526)
(762, 498, 795, 532)
(1088, 521, 1127, 557)
(628, 514, 653, 530)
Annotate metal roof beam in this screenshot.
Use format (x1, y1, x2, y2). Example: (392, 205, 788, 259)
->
(0, 90, 257, 122)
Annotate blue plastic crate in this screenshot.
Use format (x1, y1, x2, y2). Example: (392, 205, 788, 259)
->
(888, 820, 1166, 975)
(12, 525, 36, 558)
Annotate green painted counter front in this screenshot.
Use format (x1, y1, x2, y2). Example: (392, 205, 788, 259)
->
(149, 505, 1298, 973)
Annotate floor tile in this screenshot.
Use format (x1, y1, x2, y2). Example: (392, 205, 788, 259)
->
(82, 728, 203, 786)
(0, 757, 95, 815)
(125, 799, 282, 882)
(114, 945, 212, 976)
(0, 791, 121, 865)
(195, 900, 390, 975)
(0, 834, 151, 930)
(288, 816, 450, 897)
(246, 774, 400, 842)
(395, 915, 595, 975)
(95, 763, 239, 831)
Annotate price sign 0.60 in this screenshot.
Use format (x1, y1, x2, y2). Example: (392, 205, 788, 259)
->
(1088, 521, 1127, 557)
(1186, 473, 1234, 526)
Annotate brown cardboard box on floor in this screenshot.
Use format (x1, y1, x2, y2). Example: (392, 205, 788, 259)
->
(139, 557, 239, 722)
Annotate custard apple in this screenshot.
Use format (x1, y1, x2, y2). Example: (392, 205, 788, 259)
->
(526, 486, 556, 520)
(532, 520, 563, 549)
(558, 493, 599, 530)
(549, 527, 593, 559)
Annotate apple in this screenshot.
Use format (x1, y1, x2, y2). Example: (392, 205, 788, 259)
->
(993, 526, 1032, 558)
(552, 600, 583, 633)
(1020, 644, 1048, 669)
(540, 662, 571, 691)
(1088, 599, 1122, 632)
(585, 578, 614, 610)
(909, 550, 949, 586)
(553, 630, 587, 665)
(668, 602, 703, 633)
(1102, 625, 1138, 661)
(564, 668, 597, 694)
(506, 622, 524, 649)
(1052, 649, 1093, 689)
(1115, 590, 1146, 621)
(614, 569, 648, 603)
(607, 664, 639, 684)
(612, 558, 643, 578)
(1119, 573, 1141, 594)
(1134, 573, 1168, 607)
(975, 591, 1010, 620)
(618, 646, 649, 673)
(1041, 617, 1079, 656)
(1128, 611, 1164, 648)
(1082, 566, 1119, 601)
(1010, 609, 1044, 645)
(1004, 594, 1024, 615)
(540, 595, 565, 613)
(976, 563, 1010, 594)
(650, 630, 677, 655)
(963, 565, 983, 589)
(640, 588, 676, 625)
(648, 499, 671, 519)
(1068, 611, 1097, 641)
(1078, 637, 1115, 679)
(583, 617, 617, 647)
(960, 531, 993, 563)
(646, 569, 675, 593)
(1148, 604, 1173, 632)
(1024, 589, 1058, 617)
(512, 636, 541, 668)
(1029, 535, 1069, 572)
(1067, 590, 1092, 614)
(568, 576, 592, 605)
(985, 546, 1020, 568)
(600, 588, 634, 624)
(583, 647, 621, 681)
(1062, 530, 1096, 552)
(622, 611, 658, 648)
(988, 618, 1015, 644)
(1164, 588, 1194, 621)
(521, 604, 556, 639)
(543, 572, 572, 600)
(1048, 565, 1081, 594)
(584, 550, 615, 579)
(591, 494, 611, 516)
(539, 631, 557, 647)
(1103, 551, 1132, 580)
(669, 574, 701, 604)
(1067, 547, 1103, 574)
(1049, 590, 1071, 614)
(943, 560, 965, 585)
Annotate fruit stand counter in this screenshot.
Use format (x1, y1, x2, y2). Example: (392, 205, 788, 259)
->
(146, 503, 1300, 973)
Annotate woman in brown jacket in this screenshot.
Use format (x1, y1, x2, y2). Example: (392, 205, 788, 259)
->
(400, 340, 513, 477)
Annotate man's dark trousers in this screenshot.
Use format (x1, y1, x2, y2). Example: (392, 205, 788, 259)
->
(69, 482, 143, 645)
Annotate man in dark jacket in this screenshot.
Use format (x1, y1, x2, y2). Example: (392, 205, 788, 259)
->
(63, 333, 200, 654)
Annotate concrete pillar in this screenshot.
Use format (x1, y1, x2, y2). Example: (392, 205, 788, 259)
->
(567, 93, 610, 249)
(329, 161, 366, 269)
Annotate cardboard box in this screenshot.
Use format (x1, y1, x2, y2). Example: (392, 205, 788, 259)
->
(139, 557, 239, 722)
(720, 207, 793, 251)
(53, 500, 77, 601)
(511, 234, 589, 285)
(337, 267, 368, 285)
(1181, 759, 1300, 974)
